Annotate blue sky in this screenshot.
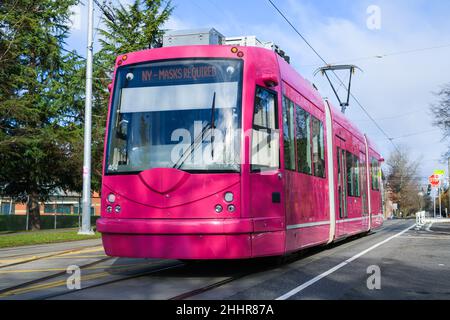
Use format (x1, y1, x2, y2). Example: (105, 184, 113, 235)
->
(68, 0, 450, 184)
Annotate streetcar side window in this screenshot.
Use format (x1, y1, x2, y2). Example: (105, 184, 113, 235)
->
(282, 97, 296, 171)
(311, 116, 326, 178)
(251, 87, 280, 171)
(295, 105, 312, 175)
(346, 151, 360, 197)
(371, 158, 380, 191)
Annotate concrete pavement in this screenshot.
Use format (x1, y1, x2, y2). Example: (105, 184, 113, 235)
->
(0, 220, 449, 300)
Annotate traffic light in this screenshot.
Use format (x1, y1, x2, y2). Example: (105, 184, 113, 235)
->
(427, 184, 432, 196)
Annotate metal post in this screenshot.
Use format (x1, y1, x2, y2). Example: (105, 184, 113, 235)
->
(448, 158, 450, 218)
(25, 196, 29, 231)
(439, 179, 442, 218)
(434, 188, 436, 219)
(79, 0, 95, 235)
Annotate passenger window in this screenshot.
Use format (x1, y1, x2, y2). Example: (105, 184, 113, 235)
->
(295, 105, 312, 175)
(346, 152, 360, 197)
(311, 117, 325, 178)
(283, 97, 295, 171)
(251, 87, 279, 171)
(360, 153, 368, 215)
(371, 158, 380, 191)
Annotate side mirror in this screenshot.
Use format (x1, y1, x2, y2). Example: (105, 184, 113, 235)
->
(108, 83, 113, 93)
(260, 73, 279, 88)
(116, 119, 129, 139)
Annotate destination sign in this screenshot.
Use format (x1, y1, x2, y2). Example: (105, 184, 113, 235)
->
(141, 65, 218, 82)
(119, 60, 242, 88)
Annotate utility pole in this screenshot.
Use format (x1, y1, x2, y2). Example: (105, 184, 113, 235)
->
(79, 0, 95, 235)
(434, 188, 436, 219)
(439, 179, 442, 218)
(448, 158, 450, 218)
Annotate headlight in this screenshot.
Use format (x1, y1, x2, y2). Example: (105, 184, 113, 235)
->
(106, 206, 113, 213)
(115, 205, 121, 213)
(224, 192, 234, 203)
(215, 205, 223, 213)
(107, 193, 116, 203)
(228, 205, 236, 213)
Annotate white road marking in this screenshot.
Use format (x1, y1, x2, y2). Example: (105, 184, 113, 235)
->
(276, 223, 416, 300)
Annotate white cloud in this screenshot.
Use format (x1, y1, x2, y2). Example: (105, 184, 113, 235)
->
(244, 1, 450, 179)
(69, 4, 82, 31)
(163, 16, 193, 31)
(65, 0, 450, 179)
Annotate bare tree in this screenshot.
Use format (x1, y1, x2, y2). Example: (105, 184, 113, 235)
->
(385, 146, 423, 217)
(431, 83, 450, 153)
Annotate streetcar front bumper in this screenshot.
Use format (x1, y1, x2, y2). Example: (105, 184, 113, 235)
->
(97, 218, 285, 260)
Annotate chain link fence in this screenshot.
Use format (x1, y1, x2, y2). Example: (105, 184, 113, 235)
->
(0, 196, 101, 232)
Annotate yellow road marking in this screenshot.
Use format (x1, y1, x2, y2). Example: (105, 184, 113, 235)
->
(50, 255, 107, 259)
(0, 256, 39, 264)
(0, 262, 150, 274)
(0, 246, 104, 265)
(0, 272, 111, 297)
(57, 247, 104, 256)
(0, 262, 168, 297)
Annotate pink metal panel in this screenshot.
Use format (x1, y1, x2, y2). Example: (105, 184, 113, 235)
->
(97, 217, 253, 235)
(251, 231, 285, 257)
(102, 173, 241, 219)
(280, 80, 330, 248)
(99, 44, 386, 259)
(102, 233, 252, 260)
(285, 225, 330, 253)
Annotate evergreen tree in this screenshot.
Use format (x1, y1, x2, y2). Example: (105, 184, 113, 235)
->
(0, 0, 80, 229)
(0, 0, 173, 230)
(88, 0, 173, 191)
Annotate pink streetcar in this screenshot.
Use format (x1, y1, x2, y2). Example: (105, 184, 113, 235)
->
(97, 29, 384, 260)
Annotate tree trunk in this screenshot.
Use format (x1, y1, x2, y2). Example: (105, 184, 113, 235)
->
(27, 192, 41, 230)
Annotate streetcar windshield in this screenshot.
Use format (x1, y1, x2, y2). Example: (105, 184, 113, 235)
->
(106, 59, 243, 174)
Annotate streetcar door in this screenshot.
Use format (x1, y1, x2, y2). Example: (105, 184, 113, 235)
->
(360, 151, 369, 230)
(249, 87, 283, 243)
(335, 138, 348, 236)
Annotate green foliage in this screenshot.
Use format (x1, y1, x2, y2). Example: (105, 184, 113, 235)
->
(0, 0, 173, 229)
(0, 227, 101, 248)
(97, 0, 173, 69)
(0, 1, 82, 230)
(88, 0, 173, 191)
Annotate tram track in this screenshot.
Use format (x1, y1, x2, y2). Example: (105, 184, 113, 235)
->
(17, 236, 373, 300)
(0, 256, 114, 297)
(36, 262, 186, 300)
(168, 271, 254, 300)
(0, 245, 104, 270)
(40, 262, 252, 301)
(1, 224, 402, 300)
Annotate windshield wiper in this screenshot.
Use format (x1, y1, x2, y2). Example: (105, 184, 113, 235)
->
(173, 121, 211, 170)
(173, 92, 217, 170)
(210, 92, 216, 159)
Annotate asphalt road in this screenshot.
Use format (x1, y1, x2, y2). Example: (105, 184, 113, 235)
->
(0, 219, 449, 300)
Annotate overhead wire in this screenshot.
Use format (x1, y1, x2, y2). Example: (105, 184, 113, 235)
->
(267, 0, 401, 152)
